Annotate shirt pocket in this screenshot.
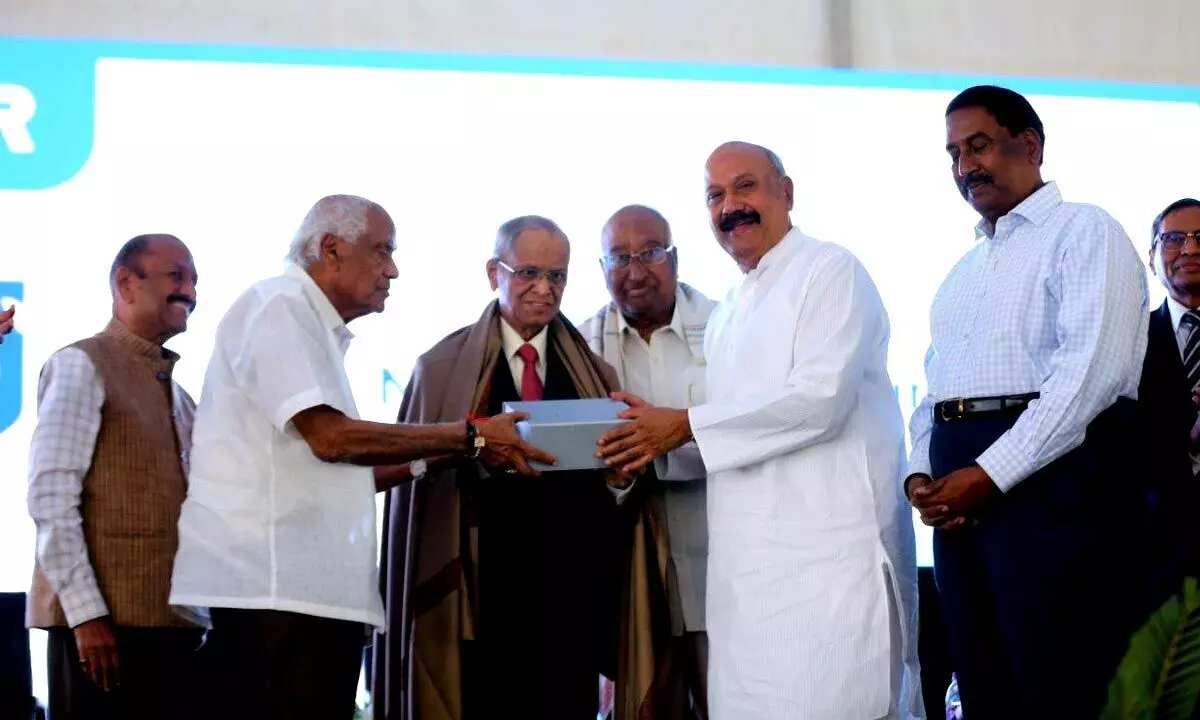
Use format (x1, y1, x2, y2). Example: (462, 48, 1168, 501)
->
(683, 359, 707, 407)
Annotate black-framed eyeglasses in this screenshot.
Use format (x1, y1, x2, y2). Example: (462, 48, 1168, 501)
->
(494, 259, 568, 287)
(601, 245, 676, 270)
(1155, 231, 1200, 253)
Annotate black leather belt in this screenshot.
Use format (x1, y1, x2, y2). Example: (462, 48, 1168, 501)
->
(932, 392, 1040, 423)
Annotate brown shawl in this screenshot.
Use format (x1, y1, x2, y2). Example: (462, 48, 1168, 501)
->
(372, 301, 673, 720)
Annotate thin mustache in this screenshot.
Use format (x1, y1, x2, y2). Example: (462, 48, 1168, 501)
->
(168, 297, 197, 312)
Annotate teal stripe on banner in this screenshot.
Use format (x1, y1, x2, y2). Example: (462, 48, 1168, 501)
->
(4, 34, 1200, 102)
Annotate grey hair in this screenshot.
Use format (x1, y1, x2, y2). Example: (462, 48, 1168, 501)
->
(762, 147, 786, 178)
(493, 215, 568, 260)
(287, 194, 381, 267)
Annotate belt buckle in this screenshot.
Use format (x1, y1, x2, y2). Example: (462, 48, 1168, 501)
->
(940, 397, 965, 422)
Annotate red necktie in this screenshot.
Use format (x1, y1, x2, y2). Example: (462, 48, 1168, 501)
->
(516, 343, 543, 401)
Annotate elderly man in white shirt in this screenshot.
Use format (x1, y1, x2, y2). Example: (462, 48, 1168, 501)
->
(169, 195, 550, 720)
(906, 86, 1150, 719)
(597, 144, 923, 720)
(580, 204, 716, 718)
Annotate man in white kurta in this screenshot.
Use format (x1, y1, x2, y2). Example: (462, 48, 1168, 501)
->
(597, 142, 923, 720)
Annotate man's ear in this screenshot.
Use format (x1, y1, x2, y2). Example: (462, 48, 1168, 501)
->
(113, 266, 139, 303)
(486, 259, 500, 291)
(319, 233, 341, 263)
(1020, 129, 1043, 166)
(782, 175, 795, 211)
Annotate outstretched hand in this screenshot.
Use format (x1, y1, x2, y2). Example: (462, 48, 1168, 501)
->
(474, 412, 556, 475)
(596, 392, 692, 475)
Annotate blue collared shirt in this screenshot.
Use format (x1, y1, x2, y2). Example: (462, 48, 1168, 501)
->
(908, 181, 1149, 491)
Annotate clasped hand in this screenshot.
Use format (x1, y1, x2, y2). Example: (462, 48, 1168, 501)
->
(908, 465, 1001, 530)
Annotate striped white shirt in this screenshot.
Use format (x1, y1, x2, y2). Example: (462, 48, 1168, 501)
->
(908, 181, 1149, 491)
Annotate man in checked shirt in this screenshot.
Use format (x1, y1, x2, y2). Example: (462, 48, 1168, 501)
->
(26, 234, 203, 720)
(906, 85, 1150, 719)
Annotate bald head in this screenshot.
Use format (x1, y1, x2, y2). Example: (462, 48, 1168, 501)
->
(704, 141, 794, 273)
(600, 204, 678, 334)
(602, 205, 671, 249)
(109, 233, 197, 344)
(708, 141, 786, 179)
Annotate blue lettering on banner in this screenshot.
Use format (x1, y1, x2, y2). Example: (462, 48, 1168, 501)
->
(0, 281, 24, 434)
(382, 368, 405, 406)
(0, 40, 96, 190)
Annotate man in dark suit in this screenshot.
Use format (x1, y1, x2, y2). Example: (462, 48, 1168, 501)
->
(1141, 197, 1200, 602)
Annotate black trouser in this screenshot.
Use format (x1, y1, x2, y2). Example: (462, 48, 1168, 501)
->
(199, 609, 366, 720)
(47, 625, 204, 720)
(930, 400, 1149, 719)
(462, 472, 620, 719)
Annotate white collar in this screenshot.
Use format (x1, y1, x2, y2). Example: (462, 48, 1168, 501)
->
(746, 226, 804, 280)
(499, 317, 549, 361)
(615, 297, 685, 342)
(284, 263, 354, 350)
(1166, 294, 1200, 334)
(974, 181, 1062, 240)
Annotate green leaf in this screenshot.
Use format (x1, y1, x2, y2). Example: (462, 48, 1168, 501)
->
(1101, 577, 1200, 720)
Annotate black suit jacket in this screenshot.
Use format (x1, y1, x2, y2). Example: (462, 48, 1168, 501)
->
(1138, 300, 1200, 595)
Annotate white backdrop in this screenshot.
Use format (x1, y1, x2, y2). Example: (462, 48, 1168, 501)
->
(1, 44, 1194, 595)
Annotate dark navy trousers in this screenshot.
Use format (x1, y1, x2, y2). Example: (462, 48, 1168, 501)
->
(930, 399, 1150, 719)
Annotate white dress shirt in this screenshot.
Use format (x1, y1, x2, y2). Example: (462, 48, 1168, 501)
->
(908, 182, 1149, 492)
(1166, 295, 1196, 355)
(170, 264, 384, 629)
(499, 318, 548, 388)
(614, 305, 709, 632)
(27, 343, 194, 628)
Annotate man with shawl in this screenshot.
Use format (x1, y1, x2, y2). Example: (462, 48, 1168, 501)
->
(373, 215, 671, 719)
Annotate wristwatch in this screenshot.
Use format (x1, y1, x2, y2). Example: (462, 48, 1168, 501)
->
(465, 419, 486, 458)
(410, 459, 428, 480)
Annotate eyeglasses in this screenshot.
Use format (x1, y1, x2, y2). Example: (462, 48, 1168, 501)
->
(1155, 231, 1200, 253)
(494, 259, 568, 287)
(601, 245, 676, 270)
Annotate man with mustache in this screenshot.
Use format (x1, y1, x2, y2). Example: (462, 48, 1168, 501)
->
(579, 204, 716, 719)
(596, 142, 923, 719)
(906, 86, 1150, 718)
(1139, 198, 1200, 609)
(26, 234, 205, 719)
(170, 196, 547, 720)
(373, 214, 671, 719)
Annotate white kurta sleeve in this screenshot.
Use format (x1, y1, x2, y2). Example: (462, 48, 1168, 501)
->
(230, 293, 356, 431)
(688, 251, 875, 475)
(26, 349, 109, 628)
